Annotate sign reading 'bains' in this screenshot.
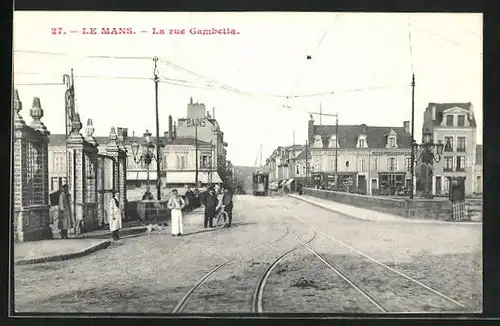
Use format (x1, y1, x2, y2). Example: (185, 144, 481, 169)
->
(186, 118, 207, 128)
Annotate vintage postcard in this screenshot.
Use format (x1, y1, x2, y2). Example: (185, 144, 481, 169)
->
(11, 11, 482, 316)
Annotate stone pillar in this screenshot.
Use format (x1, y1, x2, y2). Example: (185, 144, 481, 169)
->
(13, 90, 53, 241)
(106, 127, 126, 220)
(66, 113, 86, 229)
(83, 119, 99, 231)
(116, 127, 128, 221)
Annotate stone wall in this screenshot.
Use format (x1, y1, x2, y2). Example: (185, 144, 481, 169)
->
(303, 188, 452, 221)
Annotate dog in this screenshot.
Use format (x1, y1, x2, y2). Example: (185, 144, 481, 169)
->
(146, 223, 168, 234)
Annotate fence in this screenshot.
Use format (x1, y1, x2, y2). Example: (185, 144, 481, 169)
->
(451, 201, 469, 221)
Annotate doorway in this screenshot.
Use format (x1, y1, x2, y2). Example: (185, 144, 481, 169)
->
(358, 175, 367, 194)
(371, 178, 377, 195)
(435, 176, 442, 195)
(476, 176, 482, 193)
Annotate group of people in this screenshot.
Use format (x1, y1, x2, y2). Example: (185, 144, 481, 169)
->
(53, 183, 234, 241)
(54, 184, 123, 241)
(166, 184, 234, 236)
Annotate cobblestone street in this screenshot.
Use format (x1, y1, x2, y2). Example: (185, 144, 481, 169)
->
(14, 195, 482, 314)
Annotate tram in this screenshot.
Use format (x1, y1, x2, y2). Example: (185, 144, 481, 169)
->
(252, 171, 269, 196)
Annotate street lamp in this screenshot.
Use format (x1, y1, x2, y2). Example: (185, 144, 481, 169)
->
(131, 130, 164, 198)
(413, 128, 444, 199)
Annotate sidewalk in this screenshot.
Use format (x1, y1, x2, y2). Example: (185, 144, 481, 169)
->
(14, 239, 111, 266)
(289, 194, 482, 225)
(15, 207, 206, 265)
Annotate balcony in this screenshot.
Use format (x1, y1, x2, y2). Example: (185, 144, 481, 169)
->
(456, 167, 466, 172)
(456, 147, 466, 153)
(443, 167, 454, 172)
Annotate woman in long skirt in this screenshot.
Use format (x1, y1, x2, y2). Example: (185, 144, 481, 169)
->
(108, 191, 123, 240)
(168, 189, 185, 236)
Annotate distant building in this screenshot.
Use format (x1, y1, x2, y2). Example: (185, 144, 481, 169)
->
(175, 97, 228, 185)
(421, 102, 479, 196)
(264, 145, 305, 184)
(306, 117, 412, 195)
(474, 145, 482, 194)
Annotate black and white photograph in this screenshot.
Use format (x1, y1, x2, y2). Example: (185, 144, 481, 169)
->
(11, 11, 482, 315)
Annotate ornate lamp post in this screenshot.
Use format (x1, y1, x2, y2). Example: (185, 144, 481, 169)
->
(131, 130, 164, 198)
(413, 128, 444, 199)
(306, 161, 316, 188)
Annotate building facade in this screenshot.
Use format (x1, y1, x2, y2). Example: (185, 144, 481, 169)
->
(175, 97, 228, 181)
(421, 102, 479, 196)
(307, 117, 412, 195)
(264, 145, 305, 183)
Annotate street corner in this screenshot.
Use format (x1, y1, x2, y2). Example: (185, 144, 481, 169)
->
(14, 239, 112, 266)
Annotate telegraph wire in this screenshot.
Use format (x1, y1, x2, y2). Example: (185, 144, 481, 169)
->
(14, 50, 152, 60)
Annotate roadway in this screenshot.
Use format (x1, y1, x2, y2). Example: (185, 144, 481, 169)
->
(14, 194, 482, 314)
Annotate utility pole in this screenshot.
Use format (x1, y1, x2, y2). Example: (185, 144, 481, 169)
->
(335, 113, 339, 190)
(410, 74, 416, 200)
(153, 57, 161, 200)
(305, 139, 309, 187)
(195, 123, 199, 186)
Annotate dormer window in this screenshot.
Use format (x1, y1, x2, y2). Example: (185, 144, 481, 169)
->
(457, 115, 465, 127)
(329, 135, 339, 148)
(313, 135, 323, 148)
(446, 115, 454, 126)
(357, 135, 368, 148)
(385, 129, 398, 149)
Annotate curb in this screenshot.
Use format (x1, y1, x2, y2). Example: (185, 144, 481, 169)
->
(14, 240, 112, 266)
(289, 195, 481, 225)
(289, 195, 379, 222)
(73, 226, 149, 240)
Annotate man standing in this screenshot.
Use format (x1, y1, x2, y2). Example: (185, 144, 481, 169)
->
(168, 189, 185, 236)
(185, 186, 194, 212)
(221, 187, 234, 227)
(108, 191, 123, 240)
(202, 187, 217, 228)
(58, 184, 73, 239)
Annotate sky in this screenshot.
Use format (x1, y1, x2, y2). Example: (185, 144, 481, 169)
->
(13, 12, 482, 166)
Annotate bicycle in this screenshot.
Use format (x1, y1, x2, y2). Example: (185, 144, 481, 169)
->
(213, 205, 229, 228)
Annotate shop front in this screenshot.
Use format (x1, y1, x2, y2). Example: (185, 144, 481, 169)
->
(377, 172, 406, 196)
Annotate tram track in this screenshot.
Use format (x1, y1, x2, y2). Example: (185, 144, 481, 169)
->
(281, 207, 470, 313)
(252, 231, 317, 313)
(171, 224, 290, 313)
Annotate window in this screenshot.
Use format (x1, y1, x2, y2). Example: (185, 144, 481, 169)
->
(457, 137, 466, 152)
(331, 158, 337, 171)
(457, 115, 465, 127)
(444, 156, 453, 171)
(444, 137, 454, 152)
(456, 156, 466, 171)
(296, 165, 300, 175)
(388, 137, 396, 148)
(406, 157, 411, 171)
(176, 156, 180, 169)
(388, 157, 396, 171)
(358, 138, 366, 148)
(373, 157, 378, 171)
(389, 174, 396, 186)
(446, 115, 454, 126)
(359, 158, 366, 172)
(201, 155, 210, 169)
(443, 177, 450, 194)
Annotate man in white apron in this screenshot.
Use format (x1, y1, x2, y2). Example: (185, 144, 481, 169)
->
(168, 189, 185, 236)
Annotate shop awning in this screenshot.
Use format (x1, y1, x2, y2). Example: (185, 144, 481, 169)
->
(279, 180, 286, 187)
(285, 178, 295, 186)
(126, 171, 157, 181)
(162, 171, 223, 184)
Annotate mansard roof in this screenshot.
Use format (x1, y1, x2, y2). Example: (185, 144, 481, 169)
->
(312, 124, 411, 149)
(422, 102, 477, 132)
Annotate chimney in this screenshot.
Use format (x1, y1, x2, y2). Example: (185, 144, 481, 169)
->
(403, 121, 410, 133)
(190, 97, 193, 104)
(308, 116, 314, 145)
(173, 122, 177, 139)
(168, 115, 173, 140)
(432, 105, 436, 120)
